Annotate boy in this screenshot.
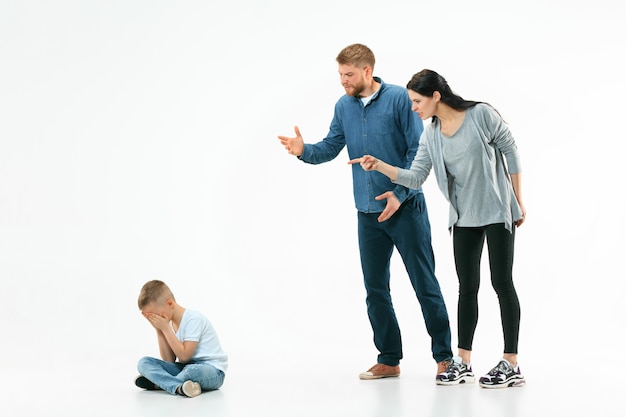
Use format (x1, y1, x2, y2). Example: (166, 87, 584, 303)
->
(135, 280, 228, 397)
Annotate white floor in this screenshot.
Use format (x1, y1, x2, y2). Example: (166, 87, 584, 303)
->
(1, 229, 622, 417)
(1, 346, 620, 417)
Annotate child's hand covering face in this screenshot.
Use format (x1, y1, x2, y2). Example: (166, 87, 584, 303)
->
(143, 311, 170, 331)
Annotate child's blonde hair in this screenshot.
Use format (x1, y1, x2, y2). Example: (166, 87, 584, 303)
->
(138, 280, 175, 309)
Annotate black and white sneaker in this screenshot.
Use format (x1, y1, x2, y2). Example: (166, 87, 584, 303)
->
(479, 359, 526, 388)
(436, 356, 475, 385)
(135, 375, 161, 390)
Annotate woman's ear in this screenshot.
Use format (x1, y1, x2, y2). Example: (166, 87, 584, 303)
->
(433, 91, 441, 102)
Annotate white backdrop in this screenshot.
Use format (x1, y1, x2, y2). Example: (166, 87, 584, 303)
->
(1, 0, 623, 414)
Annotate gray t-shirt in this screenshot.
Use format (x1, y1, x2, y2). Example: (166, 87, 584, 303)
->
(394, 103, 522, 231)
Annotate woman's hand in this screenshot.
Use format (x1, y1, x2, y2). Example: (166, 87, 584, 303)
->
(348, 155, 379, 171)
(348, 155, 398, 181)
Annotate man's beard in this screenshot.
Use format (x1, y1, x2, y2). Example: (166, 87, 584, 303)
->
(345, 83, 364, 97)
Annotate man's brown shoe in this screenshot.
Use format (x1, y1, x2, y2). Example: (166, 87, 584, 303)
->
(437, 359, 451, 375)
(359, 363, 400, 380)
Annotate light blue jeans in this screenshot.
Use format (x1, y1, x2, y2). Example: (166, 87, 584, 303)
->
(137, 356, 225, 395)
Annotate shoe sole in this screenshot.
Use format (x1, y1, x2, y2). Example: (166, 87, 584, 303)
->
(359, 373, 400, 380)
(436, 375, 475, 386)
(181, 381, 202, 397)
(479, 378, 526, 389)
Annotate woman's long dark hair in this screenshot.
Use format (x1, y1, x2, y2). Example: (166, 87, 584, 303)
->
(406, 69, 483, 123)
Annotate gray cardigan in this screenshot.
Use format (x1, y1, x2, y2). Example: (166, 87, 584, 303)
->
(394, 104, 522, 232)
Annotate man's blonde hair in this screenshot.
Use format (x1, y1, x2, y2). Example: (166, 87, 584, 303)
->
(138, 280, 175, 309)
(336, 43, 375, 70)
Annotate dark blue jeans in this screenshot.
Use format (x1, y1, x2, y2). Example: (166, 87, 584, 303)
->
(358, 193, 452, 366)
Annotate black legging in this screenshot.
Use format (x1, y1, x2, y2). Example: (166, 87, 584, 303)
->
(453, 223, 520, 354)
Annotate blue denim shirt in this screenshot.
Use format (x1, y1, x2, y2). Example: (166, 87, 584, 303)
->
(300, 77, 424, 213)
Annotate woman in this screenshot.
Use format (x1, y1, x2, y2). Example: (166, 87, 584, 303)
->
(349, 69, 526, 388)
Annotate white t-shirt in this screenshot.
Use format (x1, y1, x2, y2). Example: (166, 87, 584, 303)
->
(175, 309, 228, 372)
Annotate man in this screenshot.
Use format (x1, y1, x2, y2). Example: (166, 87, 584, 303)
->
(277, 43, 452, 381)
